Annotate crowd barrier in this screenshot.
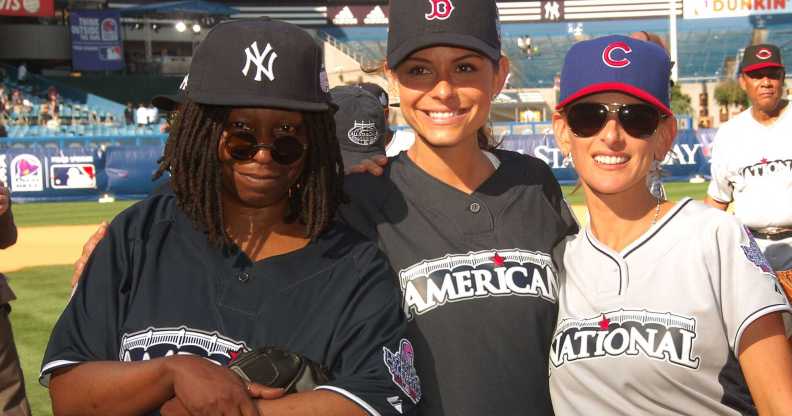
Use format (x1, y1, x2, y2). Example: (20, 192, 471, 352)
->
(0, 129, 715, 202)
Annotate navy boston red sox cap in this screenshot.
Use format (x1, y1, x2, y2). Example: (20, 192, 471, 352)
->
(557, 35, 673, 116)
(330, 85, 386, 168)
(186, 18, 331, 112)
(387, 0, 501, 68)
(740, 44, 784, 74)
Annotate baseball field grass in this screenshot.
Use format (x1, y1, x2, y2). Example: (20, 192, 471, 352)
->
(5, 181, 709, 414)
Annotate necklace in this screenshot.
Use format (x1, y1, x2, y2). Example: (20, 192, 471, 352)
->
(651, 197, 662, 226)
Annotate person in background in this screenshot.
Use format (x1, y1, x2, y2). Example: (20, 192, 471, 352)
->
(706, 43, 792, 292)
(124, 102, 134, 126)
(0, 182, 32, 416)
(330, 85, 387, 171)
(135, 102, 148, 126)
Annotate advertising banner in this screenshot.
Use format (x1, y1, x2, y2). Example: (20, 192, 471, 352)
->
(684, 0, 792, 19)
(69, 10, 125, 71)
(0, 148, 104, 202)
(0, 0, 54, 17)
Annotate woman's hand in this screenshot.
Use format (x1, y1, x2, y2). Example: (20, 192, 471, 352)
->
(166, 355, 261, 416)
(0, 183, 9, 217)
(71, 221, 108, 287)
(345, 155, 388, 176)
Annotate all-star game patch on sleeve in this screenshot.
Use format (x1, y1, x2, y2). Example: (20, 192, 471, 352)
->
(716, 215, 792, 352)
(39, 211, 135, 386)
(314, 242, 419, 416)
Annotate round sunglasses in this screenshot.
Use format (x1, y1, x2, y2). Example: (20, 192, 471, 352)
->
(565, 102, 667, 139)
(224, 131, 307, 165)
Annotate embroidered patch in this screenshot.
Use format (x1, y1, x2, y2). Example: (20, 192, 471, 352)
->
(383, 339, 421, 404)
(741, 226, 774, 275)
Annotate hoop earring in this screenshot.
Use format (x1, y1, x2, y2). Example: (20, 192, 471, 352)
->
(647, 159, 667, 201)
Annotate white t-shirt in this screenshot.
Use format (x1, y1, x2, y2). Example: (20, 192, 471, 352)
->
(550, 199, 791, 415)
(386, 130, 414, 157)
(707, 106, 792, 229)
(135, 107, 148, 125)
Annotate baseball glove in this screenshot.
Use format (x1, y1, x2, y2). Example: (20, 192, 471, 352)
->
(228, 346, 330, 394)
(777, 269, 792, 303)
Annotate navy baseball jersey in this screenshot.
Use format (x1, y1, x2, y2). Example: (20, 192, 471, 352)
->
(340, 149, 578, 416)
(40, 193, 419, 416)
(550, 199, 792, 415)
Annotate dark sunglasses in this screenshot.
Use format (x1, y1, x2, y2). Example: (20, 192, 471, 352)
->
(745, 67, 785, 80)
(565, 102, 667, 139)
(224, 131, 307, 165)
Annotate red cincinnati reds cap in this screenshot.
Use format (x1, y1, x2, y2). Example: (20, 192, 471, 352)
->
(740, 44, 784, 74)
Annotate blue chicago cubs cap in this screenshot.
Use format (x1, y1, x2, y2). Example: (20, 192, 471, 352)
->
(557, 35, 673, 116)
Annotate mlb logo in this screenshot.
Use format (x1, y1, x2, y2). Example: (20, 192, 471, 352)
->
(51, 164, 96, 190)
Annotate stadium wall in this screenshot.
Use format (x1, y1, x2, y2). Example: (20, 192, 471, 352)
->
(0, 129, 713, 202)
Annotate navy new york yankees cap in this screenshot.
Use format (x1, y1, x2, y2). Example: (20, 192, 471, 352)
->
(387, 0, 501, 68)
(740, 44, 784, 74)
(330, 85, 386, 168)
(186, 18, 331, 112)
(557, 35, 673, 116)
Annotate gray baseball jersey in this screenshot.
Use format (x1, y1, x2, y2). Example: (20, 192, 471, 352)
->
(550, 198, 792, 415)
(707, 106, 792, 270)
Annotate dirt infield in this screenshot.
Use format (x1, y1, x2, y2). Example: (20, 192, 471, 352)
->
(0, 225, 101, 273)
(0, 206, 590, 273)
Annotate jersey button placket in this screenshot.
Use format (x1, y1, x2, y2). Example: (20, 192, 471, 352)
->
(469, 202, 481, 213)
(237, 271, 250, 283)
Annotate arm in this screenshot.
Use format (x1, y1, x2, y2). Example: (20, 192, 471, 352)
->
(0, 183, 17, 249)
(704, 196, 729, 211)
(50, 356, 259, 416)
(738, 312, 792, 416)
(255, 390, 366, 416)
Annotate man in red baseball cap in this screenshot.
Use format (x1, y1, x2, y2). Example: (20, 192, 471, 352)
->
(706, 43, 792, 288)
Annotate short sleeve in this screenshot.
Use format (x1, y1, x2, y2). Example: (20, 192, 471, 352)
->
(707, 131, 734, 203)
(39, 219, 133, 386)
(715, 217, 792, 353)
(315, 243, 419, 416)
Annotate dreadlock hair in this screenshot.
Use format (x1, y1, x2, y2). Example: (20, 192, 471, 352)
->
(154, 99, 346, 248)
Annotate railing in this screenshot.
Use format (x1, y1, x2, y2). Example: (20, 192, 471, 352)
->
(1, 134, 168, 149)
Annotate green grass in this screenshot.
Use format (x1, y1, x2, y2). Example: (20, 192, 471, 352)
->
(561, 181, 709, 205)
(11, 200, 138, 227)
(6, 265, 72, 416)
(6, 183, 711, 228)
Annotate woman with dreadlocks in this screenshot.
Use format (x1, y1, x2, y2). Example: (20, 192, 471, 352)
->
(40, 19, 415, 416)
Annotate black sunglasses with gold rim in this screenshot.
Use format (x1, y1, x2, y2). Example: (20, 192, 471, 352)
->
(564, 102, 668, 139)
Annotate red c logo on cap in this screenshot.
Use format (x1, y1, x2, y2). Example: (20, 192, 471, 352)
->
(425, 0, 455, 20)
(756, 48, 773, 60)
(602, 42, 632, 68)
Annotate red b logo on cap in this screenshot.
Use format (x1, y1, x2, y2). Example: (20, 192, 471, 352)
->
(602, 42, 632, 68)
(756, 48, 773, 60)
(425, 0, 454, 20)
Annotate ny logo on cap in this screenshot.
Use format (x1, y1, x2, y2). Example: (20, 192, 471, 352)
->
(602, 42, 632, 68)
(425, 0, 454, 21)
(179, 74, 189, 90)
(242, 41, 278, 82)
(756, 48, 773, 60)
